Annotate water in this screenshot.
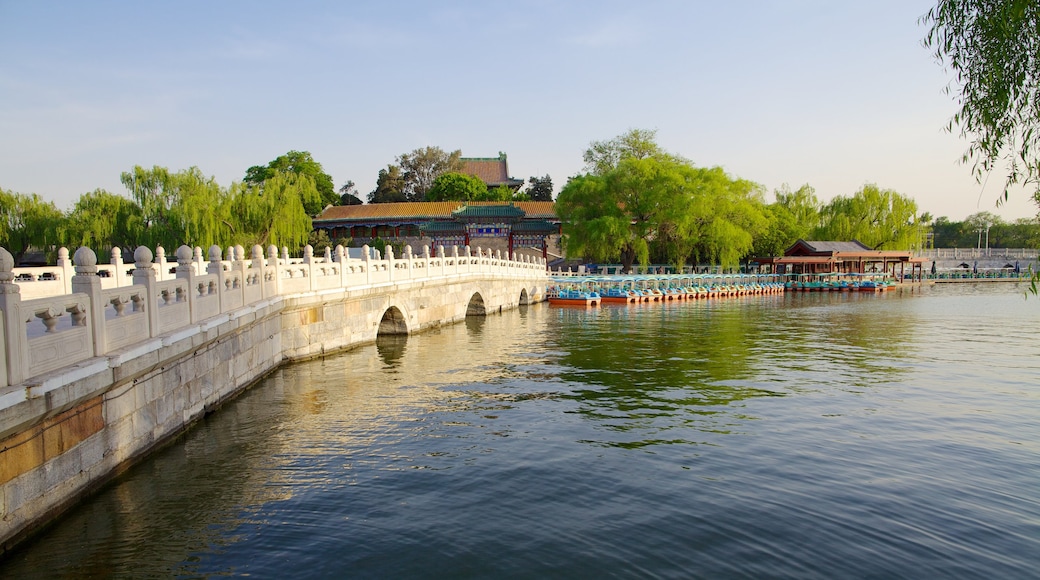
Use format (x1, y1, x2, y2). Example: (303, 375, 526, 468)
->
(2, 284, 1038, 578)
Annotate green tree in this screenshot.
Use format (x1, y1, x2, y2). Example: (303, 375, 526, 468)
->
(225, 172, 316, 249)
(583, 128, 667, 175)
(0, 188, 65, 263)
(814, 184, 920, 250)
(338, 181, 363, 205)
(426, 172, 488, 202)
(63, 189, 144, 257)
(244, 150, 336, 213)
(922, 1, 1040, 206)
(557, 156, 696, 272)
(368, 165, 407, 203)
(398, 146, 464, 201)
(526, 174, 554, 201)
(120, 165, 231, 250)
(477, 184, 516, 202)
(753, 184, 822, 257)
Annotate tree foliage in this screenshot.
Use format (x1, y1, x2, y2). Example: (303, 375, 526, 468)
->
(368, 165, 407, 203)
(0, 188, 65, 263)
(397, 146, 464, 201)
(922, 1, 1040, 205)
(338, 181, 363, 205)
(62, 188, 144, 257)
(426, 172, 488, 202)
(226, 172, 315, 250)
(527, 174, 554, 201)
(583, 128, 667, 175)
(753, 184, 822, 257)
(814, 184, 919, 250)
(558, 144, 767, 273)
(244, 150, 336, 213)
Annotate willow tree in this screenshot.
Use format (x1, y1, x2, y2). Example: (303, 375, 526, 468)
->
(63, 189, 144, 257)
(815, 184, 919, 250)
(226, 172, 316, 250)
(245, 150, 336, 213)
(120, 165, 230, 249)
(922, 1, 1040, 206)
(0, 188, 65, 263)
(557, 156, 697, 273)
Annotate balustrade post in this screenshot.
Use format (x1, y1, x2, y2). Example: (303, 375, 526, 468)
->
(156, 246, 169, 280)
(57, 247, 73, 294)
(71, 247, 104, 357)
(386, 245, 396, 282)
(194, 246, 204, 275)
(111, 247, 126, 287)
(207, 245, 226, 314)
(250, 245, 265, 299)
(334, 245, 347, 287)
(362, 244, 371, 285)
(0, 247, 27, 386)
(269, 245, 282, 296)
(175, 245, 200, 323)
(303, 245, 316, 291)
(233, 245, 247, 305)
(132, 246, 159, 338)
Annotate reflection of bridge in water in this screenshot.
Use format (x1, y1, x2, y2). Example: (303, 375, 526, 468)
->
(0, 242, 546, 552)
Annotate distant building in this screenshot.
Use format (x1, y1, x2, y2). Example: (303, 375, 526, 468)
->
(313, 201, 560, 260)
(752, 239, 923, 279)
(460, 153, 525, 191)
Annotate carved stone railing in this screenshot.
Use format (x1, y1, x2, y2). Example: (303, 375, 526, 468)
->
(0, 243, 546, 389)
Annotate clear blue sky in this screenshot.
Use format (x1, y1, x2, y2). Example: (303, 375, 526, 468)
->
(1, 0, 1035, 222)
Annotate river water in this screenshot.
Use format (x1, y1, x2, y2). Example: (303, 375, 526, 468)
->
(1, 283, 1038, 579)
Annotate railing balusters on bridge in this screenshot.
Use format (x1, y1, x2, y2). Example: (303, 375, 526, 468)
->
(0, 243, 546, 391)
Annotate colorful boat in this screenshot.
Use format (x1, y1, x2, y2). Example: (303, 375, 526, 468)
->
(548, 288, 600, 306)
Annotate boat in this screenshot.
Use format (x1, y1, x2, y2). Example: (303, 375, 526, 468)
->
(600, 287, 639, 304)
(548, 287, 600, 306)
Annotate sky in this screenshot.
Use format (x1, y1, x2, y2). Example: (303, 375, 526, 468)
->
(1, 0, 1037, 223)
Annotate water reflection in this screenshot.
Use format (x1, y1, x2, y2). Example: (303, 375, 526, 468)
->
(375, 334, 408, 367)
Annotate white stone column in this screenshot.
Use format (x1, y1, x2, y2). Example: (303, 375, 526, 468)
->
(111, 247, 126, 287)
(175, 245, 199, 323)
(207, 245, 227, 313)
(56, 247, 73, 294)
(71, 247, 104, 357)
(132, 246, 159, 338)
(0, 247, 27, 386)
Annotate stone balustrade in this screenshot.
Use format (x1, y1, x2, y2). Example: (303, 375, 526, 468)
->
(0, 243, 546, 392)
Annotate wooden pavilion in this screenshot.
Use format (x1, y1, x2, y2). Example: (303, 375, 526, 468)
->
(752, 240, 925, 282)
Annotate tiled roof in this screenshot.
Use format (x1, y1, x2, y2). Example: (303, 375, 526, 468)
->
(420, 221, 466, 233)
(512, 201, 557, 219)
(315, 202, 464, 222)
(803, 240, 872, 253)
(453, 204, 526, 219)
(316, 201, 559, 223)
(461, 154, 524, 188)
(512, 220, 557, 232)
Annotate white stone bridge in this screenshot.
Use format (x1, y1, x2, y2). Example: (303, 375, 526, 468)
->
(0, 242, 546, 551)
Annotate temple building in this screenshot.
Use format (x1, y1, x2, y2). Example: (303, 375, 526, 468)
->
(312, 201, 560, 260)
(460, 153, 525, 191)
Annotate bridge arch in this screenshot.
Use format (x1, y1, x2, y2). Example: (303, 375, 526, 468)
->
(518, 288, 530, 305)
(377, 306, 408, 336)
(466, 292, 487, 316)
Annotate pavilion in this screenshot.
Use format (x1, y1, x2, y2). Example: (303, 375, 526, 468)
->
(752, 240, 925, 281)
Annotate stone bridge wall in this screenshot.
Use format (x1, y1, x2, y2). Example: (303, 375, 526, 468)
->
(0, 242, 545, 552)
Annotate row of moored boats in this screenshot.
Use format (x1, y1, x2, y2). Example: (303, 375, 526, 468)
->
(547, 273, 900, 306)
